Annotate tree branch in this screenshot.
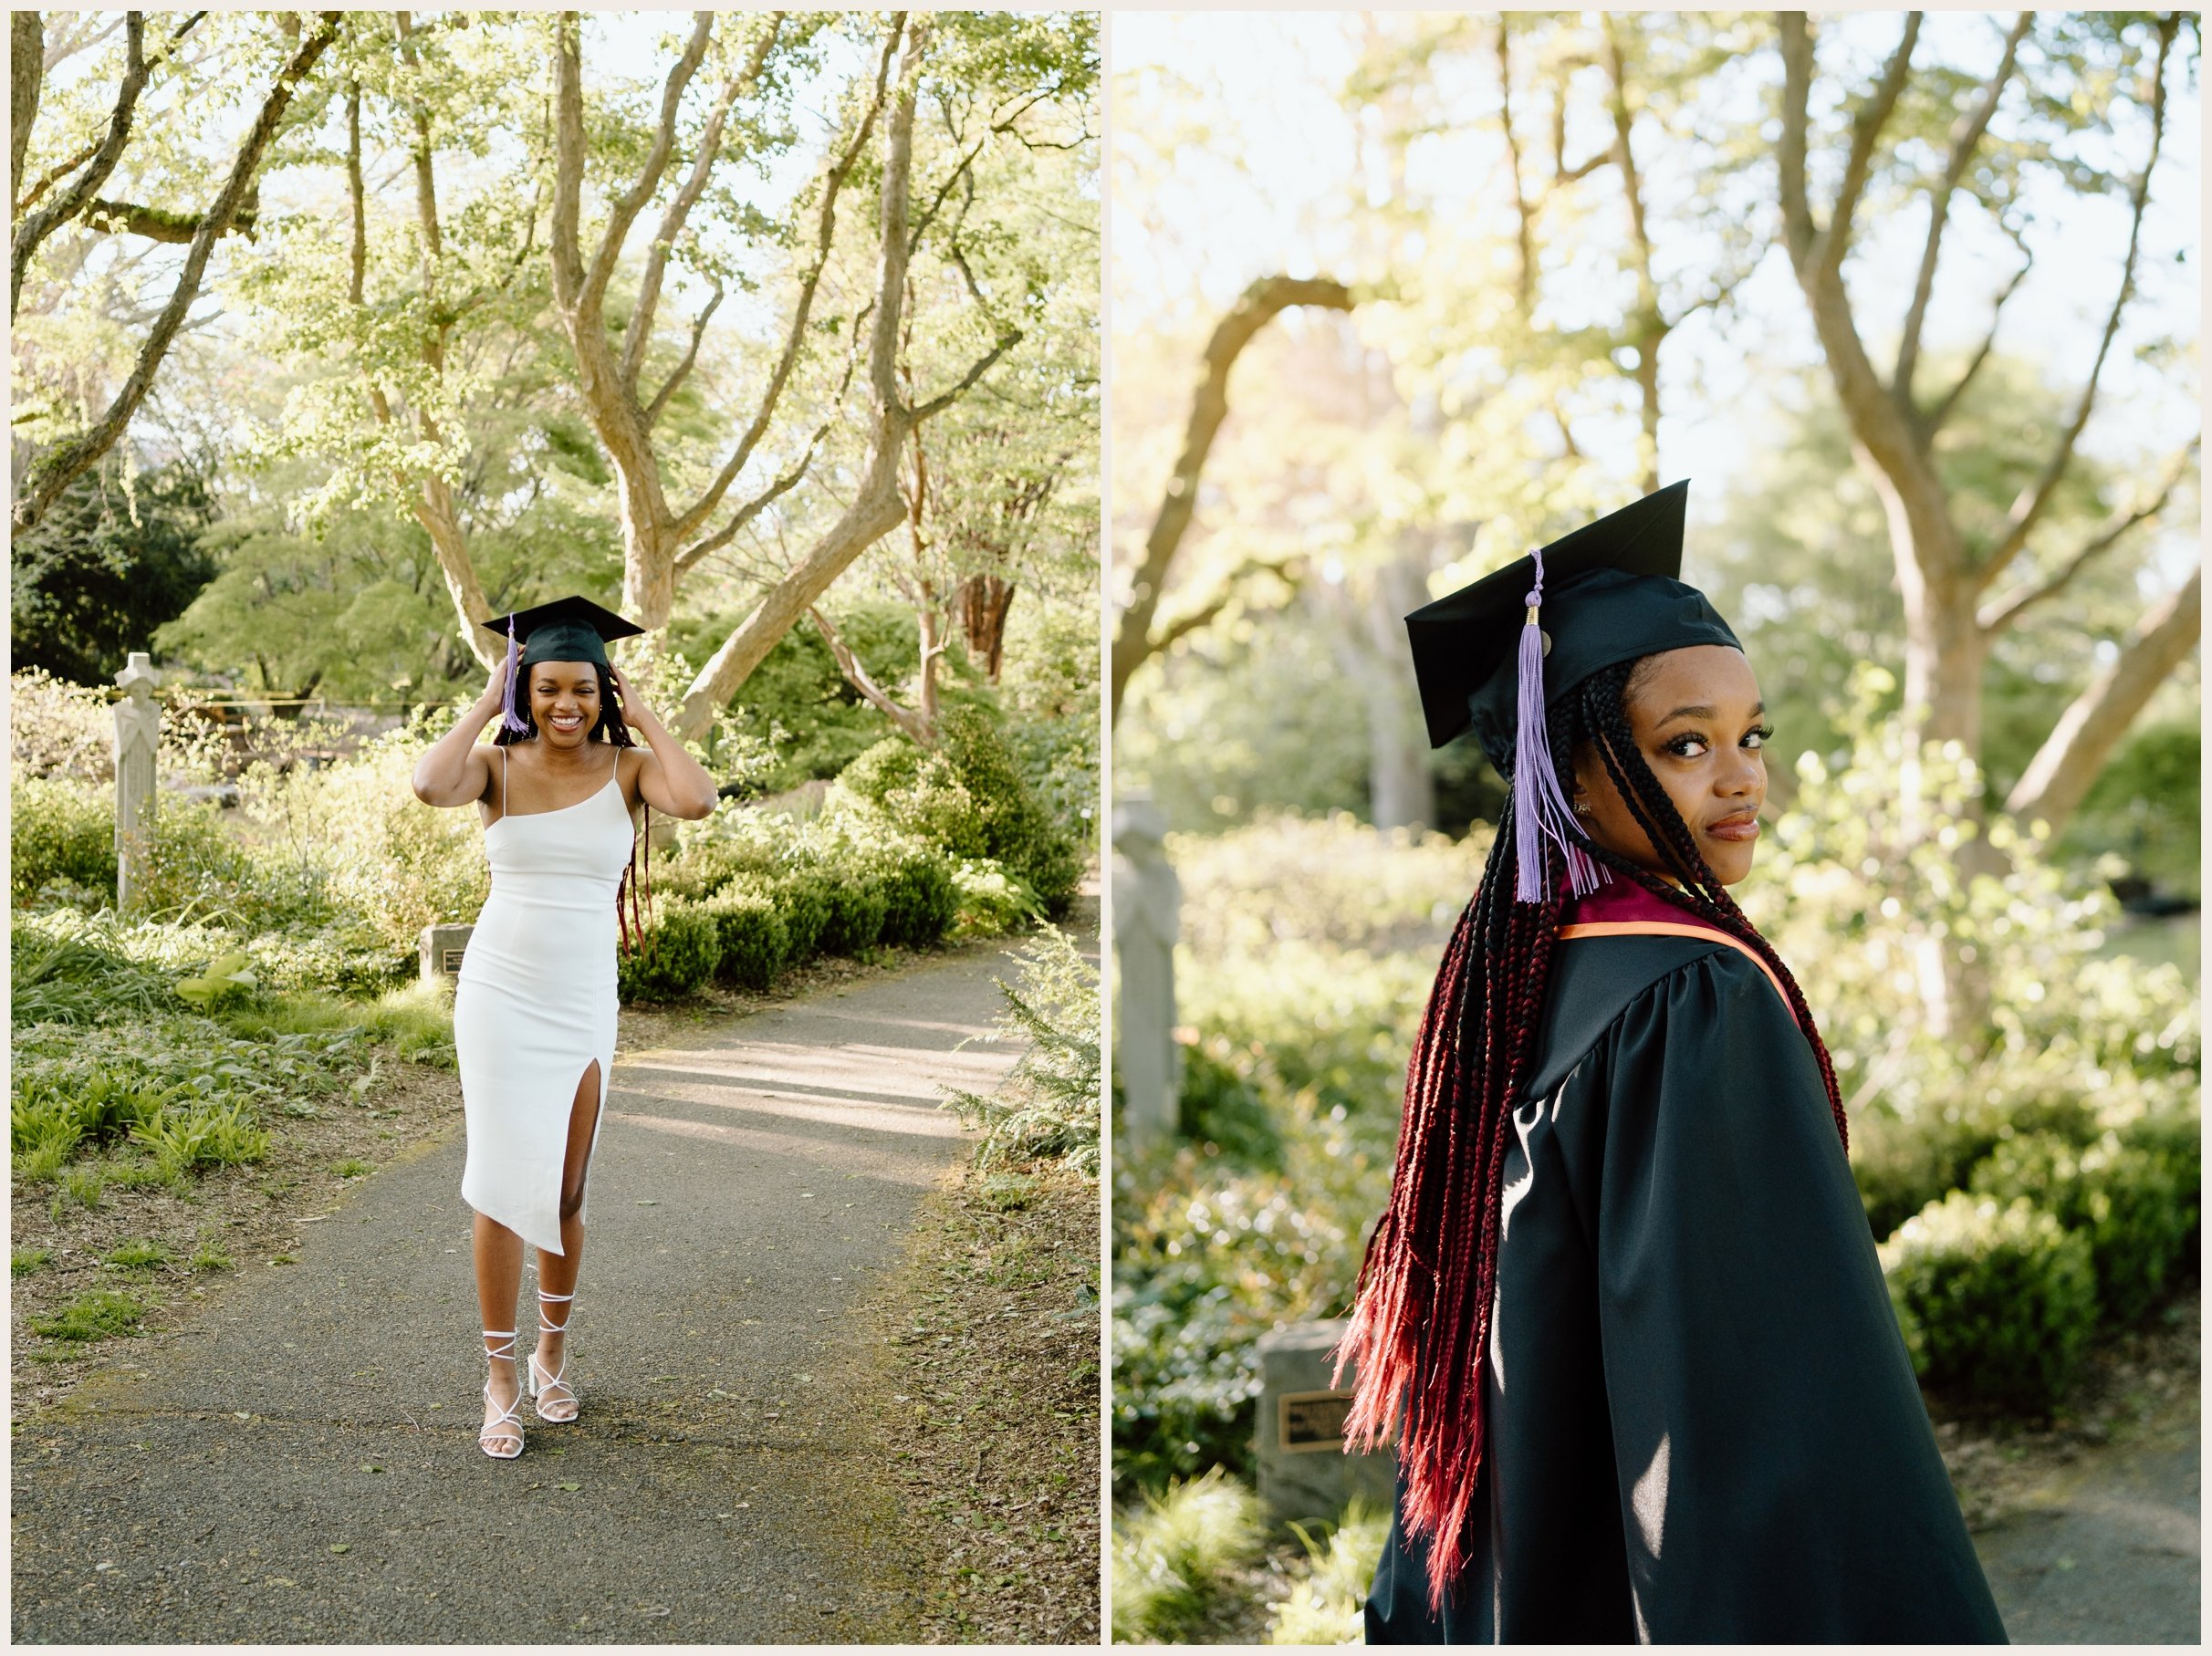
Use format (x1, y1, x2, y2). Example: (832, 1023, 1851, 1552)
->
(586, 10, 713, 318)
(11, 14, 148, 318)
(1977, 442, 2198, 635)
(1821, 12, 1921, 285)
(673, 424, 830, 576)
(621, 14, 783, 394)
(16, 13, 342, 527)
(1925, 243, 2031, 432)
(809, 605, 934, 745)
(1110, 274, 1356, 720)
(2006, 563, 2202, 833)
(644, 279, 723, 427)
(1894, 12, 2030, 401)
(666, 20, 898, 543)
(78, 190, 260, 244)
(909, 328, 1022, 422)
(1976, 13, 2176, 594)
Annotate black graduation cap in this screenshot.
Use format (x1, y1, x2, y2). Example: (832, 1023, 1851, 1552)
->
(1404, 481, 1739, 770)
(480, 593, 644, 672)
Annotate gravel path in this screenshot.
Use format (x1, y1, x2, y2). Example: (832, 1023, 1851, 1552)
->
(12, 942, 1031, 1644)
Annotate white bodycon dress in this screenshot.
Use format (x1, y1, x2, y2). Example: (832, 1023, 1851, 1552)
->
(454, 746, 634, 1255)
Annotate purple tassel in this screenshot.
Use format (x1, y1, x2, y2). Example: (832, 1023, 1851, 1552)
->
(499, 616, 529, 734)
(1512, 549, 1603, 903)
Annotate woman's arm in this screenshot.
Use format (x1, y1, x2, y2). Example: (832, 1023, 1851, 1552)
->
(411, 662, 506, 808)
(610, 663, 719, 821)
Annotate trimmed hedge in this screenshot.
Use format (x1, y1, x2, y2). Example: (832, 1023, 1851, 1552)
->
(702, 886, 789, 991)
(1880, 1192, 2096, 1415)
(873, 845, 960, 948)
(615, 901, 721, 1003)
(816, 868, 890, 955)
(1969, 1124, 2198, 1328)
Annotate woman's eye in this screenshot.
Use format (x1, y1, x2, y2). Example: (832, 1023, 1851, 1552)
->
(1745, 724, 1774, 750)
(1664, 734, 1708, 758)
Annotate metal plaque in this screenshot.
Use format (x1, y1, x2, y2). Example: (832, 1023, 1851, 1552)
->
(1278, 1388, 1355, 1454)
(442, 947, 466, 973)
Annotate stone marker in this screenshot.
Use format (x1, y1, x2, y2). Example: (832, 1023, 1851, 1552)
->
(420, 922, 473, 982)
(113, 651, 161, 912)
(1255, 1319, 1398, 1526)
(1112, 795, 1181, 1152)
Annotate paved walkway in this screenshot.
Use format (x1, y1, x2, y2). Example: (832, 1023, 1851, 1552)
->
(12, 943, 1031, 1643)
(1974, 1387, 2200, 1643)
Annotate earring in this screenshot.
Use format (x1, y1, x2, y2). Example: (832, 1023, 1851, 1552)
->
(1571, 799, 1591, 818)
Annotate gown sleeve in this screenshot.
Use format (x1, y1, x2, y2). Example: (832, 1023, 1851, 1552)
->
(1591, 949, 2008, 1643)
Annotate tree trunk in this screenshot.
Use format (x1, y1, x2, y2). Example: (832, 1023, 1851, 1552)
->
(2008, 566, 2202, 834)
(956, 572, 1016, 681)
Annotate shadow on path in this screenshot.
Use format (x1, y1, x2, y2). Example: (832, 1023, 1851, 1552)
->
(11, 943, 1031, 1645)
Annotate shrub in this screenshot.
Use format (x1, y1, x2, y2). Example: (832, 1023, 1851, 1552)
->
(615, 900, 722, 1003)
(873, 845, 960, 948)
(32, 1289, 144, 1342)
(941, 925, 1101, 1175)
(1880, 1192, 2096, 1414)
(1111, 1468, 1266, 1644)
(1970, 1125, 2198, 1327)
(131, 1100, 272, 1179)
(702, 886, 790, 991)
(950, 857, 1047, 938)
(10, 771, 116, 905)
(939, 705, 1081, 916)
(769, 870, 832, 961)
(840, 737, 989, 857)
(816, 867, 889, 955)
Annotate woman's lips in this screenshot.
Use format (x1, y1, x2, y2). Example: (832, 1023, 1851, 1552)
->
(1706, 813, 1760, 842)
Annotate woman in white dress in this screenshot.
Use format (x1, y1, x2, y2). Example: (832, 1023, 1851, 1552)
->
(410, 596, 718, 1458)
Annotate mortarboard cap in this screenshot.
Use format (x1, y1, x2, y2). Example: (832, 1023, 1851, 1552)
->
(1404, 481, 1739, 769)
(480, 594, 644, 672)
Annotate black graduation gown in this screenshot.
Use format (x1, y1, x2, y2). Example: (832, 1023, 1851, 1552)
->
(1364, 932, 2007, 1643)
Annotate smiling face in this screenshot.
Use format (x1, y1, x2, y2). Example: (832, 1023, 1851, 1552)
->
(527, 660, 603, 748)
(1570, 644, 1770, 887)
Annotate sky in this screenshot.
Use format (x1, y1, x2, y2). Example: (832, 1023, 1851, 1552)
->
(1109, 11, 2202, 587)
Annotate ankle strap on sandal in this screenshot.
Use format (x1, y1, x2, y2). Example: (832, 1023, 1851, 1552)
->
(537, 1290, 575, 1332)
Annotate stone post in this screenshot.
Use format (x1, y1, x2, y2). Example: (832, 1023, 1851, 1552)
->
(113, 651, 161, 912)
(1111, 796, 1181, 1153)
(1254, 1319, 1400, 1526)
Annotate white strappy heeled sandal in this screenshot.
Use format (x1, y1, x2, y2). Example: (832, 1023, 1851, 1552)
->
(527, 1290, 579, 1423)
(479, 1329, 524, 1459)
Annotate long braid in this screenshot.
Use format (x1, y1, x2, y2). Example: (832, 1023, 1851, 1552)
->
(1338, 654, 1851, 1612)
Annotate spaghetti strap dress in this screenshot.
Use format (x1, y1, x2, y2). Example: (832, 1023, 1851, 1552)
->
(453, 745, 634, 1255)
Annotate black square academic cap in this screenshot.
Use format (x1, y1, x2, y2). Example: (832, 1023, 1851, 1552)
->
(480, 593, 644, 672)
(1404, 480, 1739, 770)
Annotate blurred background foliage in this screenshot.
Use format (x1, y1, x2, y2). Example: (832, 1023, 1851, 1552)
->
(1108, 11, 2198, 1642)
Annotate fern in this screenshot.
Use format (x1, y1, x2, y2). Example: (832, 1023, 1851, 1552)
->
(941, 925, 1101, 1177)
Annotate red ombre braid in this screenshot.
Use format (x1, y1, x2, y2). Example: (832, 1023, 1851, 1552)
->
(1335, 661, 1847, 1611)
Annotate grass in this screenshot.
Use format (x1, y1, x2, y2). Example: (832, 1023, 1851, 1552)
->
(102, 1239, 174, 1274)
(331, 1158, 372, 1179)
(190, 1242, 234, 1274)
(59, 1165, 106, 1211)
(31, 1289, 145, 1342)
(14, 1245, 52, 1276)
(215, 982, 454, 1067)
(1111, 1468, 1268, 1643)
(1265, 1503, 1392, 1645)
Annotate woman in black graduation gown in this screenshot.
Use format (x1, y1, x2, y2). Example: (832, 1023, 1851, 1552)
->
(1343, 483, 2007, 1643)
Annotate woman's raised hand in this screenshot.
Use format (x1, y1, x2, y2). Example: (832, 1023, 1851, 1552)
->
(608, 662, 647, 729)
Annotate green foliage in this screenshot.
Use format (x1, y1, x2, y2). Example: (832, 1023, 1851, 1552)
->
(1880, 1193, 2097, 1416)
(31, 1289, 146, 1343)
(10, 773, 117, 906)
(1111, 1468, 1266, 1645)
(10, 463, 218, 686)
(1968, 1121, 2199, 1327)
(701, 886, 790, 992)
(816, 866, 891, 955)
(1267, 1502, 1392, 1645)
(841, 737, 989, 856)
(941, 926, 1101, 1175)
(768, 870, 832, 960)
(615, 900, 723, 1004)
(130, 1099, 272, 1181)
(10, 921, 175, 1025)
(951, 858, 1048, 938)
(191, 1242, 234, 1274)
(871, 844, 962, 949)
(14, 1246, 53, 1277)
